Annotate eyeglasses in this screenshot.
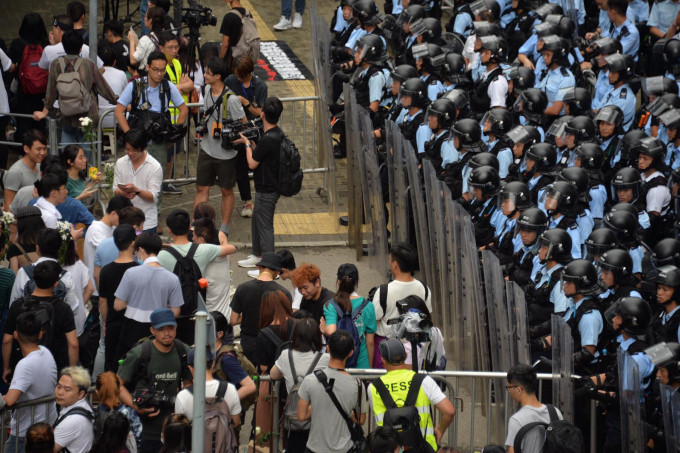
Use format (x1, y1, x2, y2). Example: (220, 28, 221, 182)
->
(505, 385, 519, 391)
(148, 66, 166, 74)
(164, 45, 179, 50)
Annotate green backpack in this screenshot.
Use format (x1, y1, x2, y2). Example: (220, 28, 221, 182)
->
(214, 344, 258, 411)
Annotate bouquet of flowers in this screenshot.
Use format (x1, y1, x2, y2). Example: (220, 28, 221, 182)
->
(79, 117, 97, 155)
(103, 161, 115, 186)
(0, 211, 14, 260)
(56, 220, 72, 265)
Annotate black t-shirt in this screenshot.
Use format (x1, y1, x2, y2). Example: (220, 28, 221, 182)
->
(4, 295, 76, 371)
(6, 242, 37, 261)
(252, 126, 283, 193)
(99, 261, 139, 326)
(110, 40, 130, 72)
(220, 8, 245, 50)
(225, 75, 269, 120)
(299, 288, 335, 324)
(255, 319, 295, 370)
(230, 279, 291, 337)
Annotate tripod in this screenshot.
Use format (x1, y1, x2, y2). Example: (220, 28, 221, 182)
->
(105, 0, 139, 23)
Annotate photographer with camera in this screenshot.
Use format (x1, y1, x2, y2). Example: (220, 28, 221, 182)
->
(193, 57, 246, 234)
(117, 308, 191, 453)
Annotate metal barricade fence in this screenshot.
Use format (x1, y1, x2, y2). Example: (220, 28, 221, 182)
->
(0, 112, 60, 156)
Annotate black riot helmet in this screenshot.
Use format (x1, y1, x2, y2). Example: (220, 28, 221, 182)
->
(441, 52, 469, 84)
(651, 265, 680, 302)
(574, 143, 605, 177)
(353, 0, 383, 25)
(585, 228, 619, 258)
(634, 136, 667, 171)
(591, 37, 622, 58)
(538, 228, 573, 264)
(525, 143, 557, 175)
(540, 35, 570, 67)
(608, 202, 640, 219)
(517, 207, 548, 233)
(645, 342, 680, 383)
(545, 115, 573, 145)
(505, 66, 536, 94)
(478, 35, 508, 63)
(665, 39, 680, 75)
(442, 88, 469, 110)
(543, 181, 578, 216)
(472, 21, 502, 38)
(514, 88, 548, 124)
(469, 152, 500, 170)
(605, 53, 635, 82)
(500, 181, 533, 213)
(604, 296, 651, 337)
(400, 78, 429, 109)
(556, 167, 590, 199)
(659, 108, 680, 131)
(641, 76, 679, 97)
(391, 64, 419, 83)
(413, 43, 445, 74)
(471, 0, 501, 19)
(529, 2, 563, 21)
(505, 125, 542, 149)
(603, 209, 639, 244)
(563, 87, 592, 116)
(659, 93, 680, 111)
(410, 17, 442, 42)
(469, 166, 501, 197)
(482, 108, 514, 137)
(598, 248, 634, 282)
(652, 239, 680, 267)
(555, 15, 575, 38)
(353, 34, 387, 65)
(427, 98, 457, 130)
(565, 116, 597, 144)
(618, 130, 648, 166)
(595, 105, 625, 136)
(398, 3, 426, 26)
(452, 118, 487, 153)
(612, 167, 642, 203)
(533, 21, 559, 39)
(562, 259, 603, 296)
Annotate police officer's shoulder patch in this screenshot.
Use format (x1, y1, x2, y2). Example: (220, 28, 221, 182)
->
(578, 211, 587, 218)
(620, 26, 629, 37)
(560, 67, 569, 77)
(568, 224, 579, 231)
(620, 89, 627, 99)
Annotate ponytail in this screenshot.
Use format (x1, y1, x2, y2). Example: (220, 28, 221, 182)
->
(333, 275, 356, 313)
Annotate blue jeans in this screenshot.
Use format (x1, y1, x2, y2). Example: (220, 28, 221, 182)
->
(282, 0, 305, 18)
(61, 125, 93, 162)
(141, 0, 149, 35)
(4, 435, 25, 453)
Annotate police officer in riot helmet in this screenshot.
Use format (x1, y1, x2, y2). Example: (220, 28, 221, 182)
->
(504, 125, 541, 182)
(467, 165, 501, 247)
(440, 52, 471, 92)
(505, 66, 536, 109)
(445, 0, 475, 39)
(513, 88, 548, 129)
(481, 108, 514, 154)
(557, 167, 595, 235)
(410, 17, 445, 46)
(664, 38, 680, 79)
(658, 108, 680, 171)
(595, 105, 624, 176)
(442, 88, 471, 119)
(470, 35, 509, 119)
(563, 87, 593, 117)
(537, 35, 576, 118)
(652, 239, 680, 268)
(644, 341, 680, 451)
(350, 34, 389, 112)
(598, 249, 641, 310)
(614, 129, 648, 172)
(389, 77, 429, 151)
(543, 181, 584, 259)
(414, 43, 446, 100)
(521, 143, 557, 204)
(598, 53, 636, 131)
(395, 3, 428, 64)
(611, 168, 651, 232)
(526, 228, 572, 329)
(571, 145, 608, 221)
(444, 118, 488, 199)
(492, 181, 533, 266)
(423, 98, 456, 176)
(372, 66, 419, 144)
(647, 341, 680, 388)
(585, 228, 619, 262)
(506, 207, 548, 286)
(648, 265, 680, 343)
(468, 152, 499, 171)
(603, 208, 645, 278)
(559, 115, 598, 170)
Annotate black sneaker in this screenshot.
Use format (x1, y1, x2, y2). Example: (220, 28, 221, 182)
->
(163, 183, 183, 195)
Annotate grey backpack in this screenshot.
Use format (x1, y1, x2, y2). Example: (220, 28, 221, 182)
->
(229, 9, 261, 61)
(283, 350, 322, 431)
(56, 57, 91, 117)
(188, 381, 237, 453)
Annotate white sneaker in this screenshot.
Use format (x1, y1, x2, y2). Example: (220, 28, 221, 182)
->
(240, 202, 254, 218)
(292, 12, 303, 28)
(273, 16, 292, 31)
(238, 255, 261, 268)
(247, 269, 260, 278)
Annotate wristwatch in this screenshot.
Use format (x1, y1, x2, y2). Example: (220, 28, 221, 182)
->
(135, 190, 140, 195)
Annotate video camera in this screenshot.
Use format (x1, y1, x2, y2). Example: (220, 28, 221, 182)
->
(387, 300, 433, 344)
(181, 5, 217, 29)
(223, 118, 264, 142)
(132, 381, 176, 410)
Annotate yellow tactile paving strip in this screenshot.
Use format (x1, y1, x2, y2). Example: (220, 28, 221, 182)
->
(273, 212, 368, 235)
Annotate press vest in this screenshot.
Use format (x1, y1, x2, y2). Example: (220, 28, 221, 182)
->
(165, 58, 183, 124)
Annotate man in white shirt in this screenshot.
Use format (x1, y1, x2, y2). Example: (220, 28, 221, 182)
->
(372, 243, 432, 368)
(38, 15, 103, 70)
(112, 129, 164, 233)
(505, 364, 564, 453)
(53, 366, 95, 453)
(33, 173, 67, 228)
(174, 347, 242, 425)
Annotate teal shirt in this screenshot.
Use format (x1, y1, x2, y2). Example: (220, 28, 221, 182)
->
(66, 176, 86, 198)
(323, 296, 377, 368)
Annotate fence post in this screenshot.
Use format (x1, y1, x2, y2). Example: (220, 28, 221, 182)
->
(272, 380, 280, 453)
(191, 311, 208, 453)
(47, 118, 59, 156)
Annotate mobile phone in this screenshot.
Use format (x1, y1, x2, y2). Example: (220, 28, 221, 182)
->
(117, 183, 128, 190)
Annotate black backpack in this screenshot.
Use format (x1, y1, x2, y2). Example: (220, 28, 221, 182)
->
(372, 373, 435, 452)
(22, 264, 68, 300)
(275, 131, 303, 197)
(166, 244, 205, 318)
(513, 404, 584, 453)
(14, 295, 58, 346)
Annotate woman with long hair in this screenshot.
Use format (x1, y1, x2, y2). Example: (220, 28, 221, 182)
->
(60, 145, 98, 203)
(95, 372, 142, 449)
(8, 13, 50, 141)
(89, 412, 131, 453)
(7, 206, 45, 273)
(159, 414, 191, 453)
(128, 7, 166, 68)
(255, 289, 295, 373)
(321, 263, 377, 368)
(270, 316, 330, 450)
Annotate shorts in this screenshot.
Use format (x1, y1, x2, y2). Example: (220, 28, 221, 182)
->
(196, 148, 237, 189)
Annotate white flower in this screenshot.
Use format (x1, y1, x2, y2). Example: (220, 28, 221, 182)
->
(79, 117, 92, 127)
(56, 220, 73, 241)
(1, 211, 15, 226)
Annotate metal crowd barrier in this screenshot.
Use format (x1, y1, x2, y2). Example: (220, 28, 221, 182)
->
(0, 112, 60, 156)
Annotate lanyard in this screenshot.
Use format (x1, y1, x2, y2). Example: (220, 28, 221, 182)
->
(240, 81, 254, 100)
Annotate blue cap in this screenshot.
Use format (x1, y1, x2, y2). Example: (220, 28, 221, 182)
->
(150, 308, 177, 329)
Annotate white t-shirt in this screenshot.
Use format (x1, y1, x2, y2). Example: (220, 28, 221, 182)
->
(34, 197, 61, 228)
(0, 49, 12, 117)
(204, 256, 232, 318)
(99, 66, 129, 127)
(174, 379, 241, 421)
(486, 70, 509, 108)
(643, 171, 672, 214)
(84, 220, 114, 295)
(64, 260, 90, 312)
(372, 279, 433, 337)
(291, 287, 303, 311)
(54, 398, 95, 453)
(38, 42, 103, 70)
